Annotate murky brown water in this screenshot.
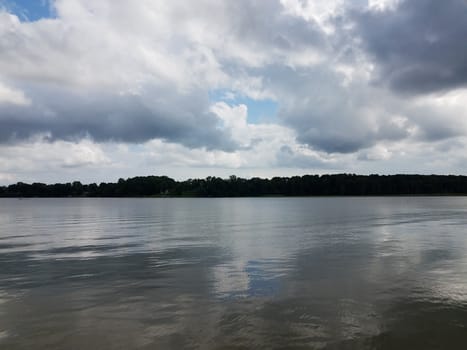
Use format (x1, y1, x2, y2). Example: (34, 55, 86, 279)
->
(1, 197, 467, 349)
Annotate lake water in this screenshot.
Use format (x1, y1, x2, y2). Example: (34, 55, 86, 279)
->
(1, 197, 467, 349)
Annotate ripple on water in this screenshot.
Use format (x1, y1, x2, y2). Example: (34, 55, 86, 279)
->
(1, 197, 467, 349)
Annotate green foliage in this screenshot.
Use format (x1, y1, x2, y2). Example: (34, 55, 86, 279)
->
(1, 174, 467, 197)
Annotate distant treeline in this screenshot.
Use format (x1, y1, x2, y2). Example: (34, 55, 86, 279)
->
(2, 174, 467, 197)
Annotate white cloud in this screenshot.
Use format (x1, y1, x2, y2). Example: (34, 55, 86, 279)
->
(0, 81, 30, 105)
(0, 136, 110, 182)
(368, 0, 402, 11)
(358, 145, 392, 161)
(0, 0, 467, 183)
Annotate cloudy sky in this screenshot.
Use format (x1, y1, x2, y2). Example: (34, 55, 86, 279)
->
(0, 0, 466, 184)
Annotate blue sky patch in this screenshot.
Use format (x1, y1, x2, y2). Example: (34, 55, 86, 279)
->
(210, 89, 279, 124)
(1, 0, 53, 21)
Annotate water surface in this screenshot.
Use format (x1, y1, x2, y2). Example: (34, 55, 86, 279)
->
(1, 197, 467, 349)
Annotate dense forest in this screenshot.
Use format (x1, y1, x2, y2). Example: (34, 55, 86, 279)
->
(1, 174, 467, 197)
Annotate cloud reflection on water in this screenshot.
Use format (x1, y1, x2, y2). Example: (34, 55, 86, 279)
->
(0, 197, 467, 349)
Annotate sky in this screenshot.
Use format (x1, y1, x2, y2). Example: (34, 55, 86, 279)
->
(1, 0, 467, 184)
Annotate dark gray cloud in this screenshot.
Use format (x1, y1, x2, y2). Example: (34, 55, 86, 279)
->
(256, 65, 410, 154)
(0, 83, 236, 150)
(353, 0, 467, 94)
(405, 103, 464, 142)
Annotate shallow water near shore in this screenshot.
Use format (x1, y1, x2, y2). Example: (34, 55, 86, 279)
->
(1, 197, 467, 349)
